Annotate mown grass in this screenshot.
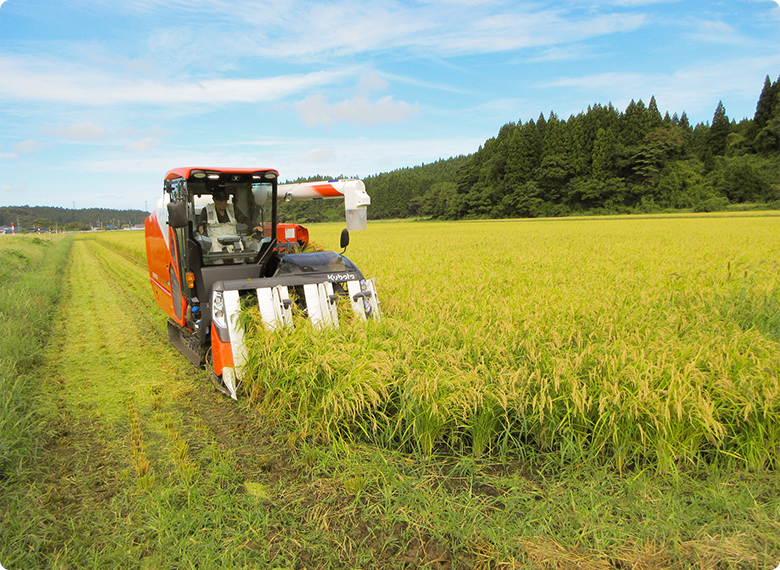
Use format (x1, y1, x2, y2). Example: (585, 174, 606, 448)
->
(90, 228, 147, 262)
(241, 213, 780, 473)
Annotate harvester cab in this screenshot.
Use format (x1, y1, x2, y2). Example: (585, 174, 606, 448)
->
(145, 167, 380, 399)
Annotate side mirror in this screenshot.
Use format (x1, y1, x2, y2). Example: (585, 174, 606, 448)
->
(252, 185, 270, 206)
(167, 201, 188, 228)
(340, 228, 350, 251)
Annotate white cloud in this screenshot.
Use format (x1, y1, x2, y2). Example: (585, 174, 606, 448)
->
(322, 5, 641, 57)
(119, 126, 169, 138)
(432, 11, 645, 54)
(247, 3, 429, 59)
(538, 54, 780, 121)
(1, 179, 28, 194)
(13, 140, 45, 153)
(686, 18, 753, 45)
(128, 1, 649, 61)
(357, 72, 389, 95)
(529, 43, 596, 63)
(302, 148, 336, 163)
(296, 94, 419, 127)
(0, 153, 18, 161)
(9, 0, 752, 81)
(0, 55, 355, 106)
(126, 137, 161, 152)
(44, 122, 107, 140)
(602, 0, 679, 5)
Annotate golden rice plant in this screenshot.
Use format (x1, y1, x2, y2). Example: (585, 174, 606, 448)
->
(239, 214, 780, 471)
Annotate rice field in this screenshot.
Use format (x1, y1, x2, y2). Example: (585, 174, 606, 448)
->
(92, 215, 780, 471)
(2, 222, 775, 569)
(239, 213, 780, 472)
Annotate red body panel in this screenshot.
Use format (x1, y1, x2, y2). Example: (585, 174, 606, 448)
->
(210, 323, 234, 376)
(165, 166, 279, 181)
(145, 212, 176, 320)
(145, 210, 189, 326)
(276, 223, 310, 247)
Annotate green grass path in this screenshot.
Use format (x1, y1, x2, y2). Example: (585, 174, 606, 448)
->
(54, 238, 181, 421)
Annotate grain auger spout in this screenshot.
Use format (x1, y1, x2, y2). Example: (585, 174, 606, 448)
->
(145, 168, 381, 400)
(279, 178, 371, 231)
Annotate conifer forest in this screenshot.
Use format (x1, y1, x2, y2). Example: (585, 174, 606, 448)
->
(281, 73, 780, 223)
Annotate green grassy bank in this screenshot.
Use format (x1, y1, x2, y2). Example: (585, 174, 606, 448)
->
(0, 235, 72, 476)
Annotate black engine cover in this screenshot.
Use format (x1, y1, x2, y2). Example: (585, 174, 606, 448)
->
(274, 252, 365, 282)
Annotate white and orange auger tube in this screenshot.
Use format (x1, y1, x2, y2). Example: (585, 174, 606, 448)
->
(278, 179, 371, 231)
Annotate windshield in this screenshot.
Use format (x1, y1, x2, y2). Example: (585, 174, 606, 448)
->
(191, 182, 274, 266)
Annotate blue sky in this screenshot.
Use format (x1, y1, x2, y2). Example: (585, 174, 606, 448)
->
(0, 0, 778, 211)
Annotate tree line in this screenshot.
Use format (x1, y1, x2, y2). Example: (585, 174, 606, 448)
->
(392, 74, 779, 219)
(0, 206, 149, 232)
(282, 73, 779, 223)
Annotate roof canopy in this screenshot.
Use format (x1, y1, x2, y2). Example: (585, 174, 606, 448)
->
(164, 167, 279, 181)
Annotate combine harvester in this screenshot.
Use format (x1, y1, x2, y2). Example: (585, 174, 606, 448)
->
(145, 167, 381, 399)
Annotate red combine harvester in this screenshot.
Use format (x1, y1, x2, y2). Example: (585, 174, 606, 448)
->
(145, 167, 381, 399)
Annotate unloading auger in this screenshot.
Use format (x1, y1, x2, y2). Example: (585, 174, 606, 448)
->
(145, 167, 381, 399)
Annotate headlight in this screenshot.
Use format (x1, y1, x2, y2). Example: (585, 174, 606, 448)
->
(212, 290, 226, 329)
